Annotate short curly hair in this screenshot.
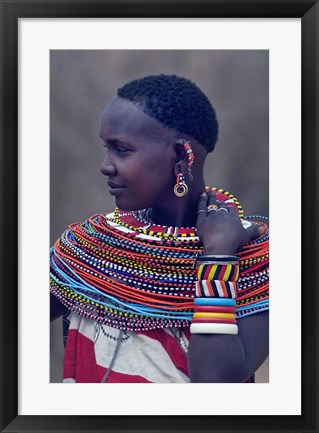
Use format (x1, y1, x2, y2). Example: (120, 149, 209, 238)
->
(117, 74, 218, 152)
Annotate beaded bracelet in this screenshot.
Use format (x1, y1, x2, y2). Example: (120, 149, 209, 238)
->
(192, 317, 237, 324)
(194, 305, 236, 313)
(195, 280, 237, 298)
(193, 254, 238, 269)
(193, 312, 236, 319)
(196, 254, 238, 263)
(197, 263, 239, 281)
(190, 323, 238, 335)
(191, 294, 238, 333)
(191, 254, 240, 334)
(194, 298, 236, 306)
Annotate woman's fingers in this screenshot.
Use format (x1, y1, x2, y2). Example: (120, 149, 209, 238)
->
(217, 203, 228, 213)
(197, 192, 208, 224)
(245, 223, 261, 241)
(196, 191, 266, 253)
(228, 205, 238, 215)
(207, 190, 218, 206)
(197, 190, 249, 228)
(206, 191, 220, 215)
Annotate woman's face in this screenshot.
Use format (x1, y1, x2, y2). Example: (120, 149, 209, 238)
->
(99, 97, 179, 211)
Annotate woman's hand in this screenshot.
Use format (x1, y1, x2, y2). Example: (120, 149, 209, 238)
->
(196, 190, 263, 255)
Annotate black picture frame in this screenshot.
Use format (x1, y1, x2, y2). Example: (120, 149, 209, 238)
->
(0, 1, 318, 432)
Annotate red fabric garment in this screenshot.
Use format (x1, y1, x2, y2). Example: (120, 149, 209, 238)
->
(63, 313, 190, 383)
(63, 313, 254, 383)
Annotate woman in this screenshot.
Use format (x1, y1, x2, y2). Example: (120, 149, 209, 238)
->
(50, 74, 269, 383)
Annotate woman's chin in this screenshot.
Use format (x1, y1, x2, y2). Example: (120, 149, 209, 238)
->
(115, 199, 147, 212)
(114, 197, 133, 211)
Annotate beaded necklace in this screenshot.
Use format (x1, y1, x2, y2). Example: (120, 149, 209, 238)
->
(50, 187, 269, 331)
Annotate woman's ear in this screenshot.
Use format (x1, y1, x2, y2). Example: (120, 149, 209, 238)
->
(174, 139, 189, 163)
(174, 161, 183, 177)
(173, 140, 189, 178)
(174, 139, 195, 182)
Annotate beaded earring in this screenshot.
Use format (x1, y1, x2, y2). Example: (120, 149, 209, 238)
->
(174, 172, 188, 197)
(183, 140, 195, 181)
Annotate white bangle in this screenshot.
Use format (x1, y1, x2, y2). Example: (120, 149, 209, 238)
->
(190, 323, 238, 335)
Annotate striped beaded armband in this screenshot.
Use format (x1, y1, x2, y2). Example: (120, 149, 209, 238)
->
(195, 280, 237, 298)
(197, 263, 239, 282)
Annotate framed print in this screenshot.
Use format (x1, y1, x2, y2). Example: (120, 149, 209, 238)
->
(0, 0, 318, 432)
(49, 48, 270, 385)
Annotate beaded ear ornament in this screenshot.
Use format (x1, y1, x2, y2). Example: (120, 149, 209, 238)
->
(174, 172, 188, 197)
(183, 140, 194, 181)
(174, 140, 195, 197)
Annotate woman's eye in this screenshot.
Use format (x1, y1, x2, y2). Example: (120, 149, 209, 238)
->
(103, 142, 129, 155)
(115, 146, 128, 154)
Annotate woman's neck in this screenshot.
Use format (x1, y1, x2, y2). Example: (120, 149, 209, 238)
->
(149, 180, 206, 228)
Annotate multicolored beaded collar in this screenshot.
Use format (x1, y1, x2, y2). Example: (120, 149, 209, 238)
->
(50, 187, 269, 331)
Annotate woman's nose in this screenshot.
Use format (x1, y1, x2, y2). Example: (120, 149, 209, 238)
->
(100, 152, 116, 176)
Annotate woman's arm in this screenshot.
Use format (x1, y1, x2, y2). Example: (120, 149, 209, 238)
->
(50, 293, 68, 322)
(191, 190, 269, 382)
(188, 311, 269, 382)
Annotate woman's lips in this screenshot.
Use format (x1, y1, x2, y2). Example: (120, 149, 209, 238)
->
(107, 182, 126, 195)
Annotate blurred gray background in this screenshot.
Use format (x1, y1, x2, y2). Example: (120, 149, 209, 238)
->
(50, 50, 269, 382)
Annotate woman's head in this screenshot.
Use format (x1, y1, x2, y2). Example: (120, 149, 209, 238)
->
(99, 74, 218, 213)
(117, 74, 218, 152)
